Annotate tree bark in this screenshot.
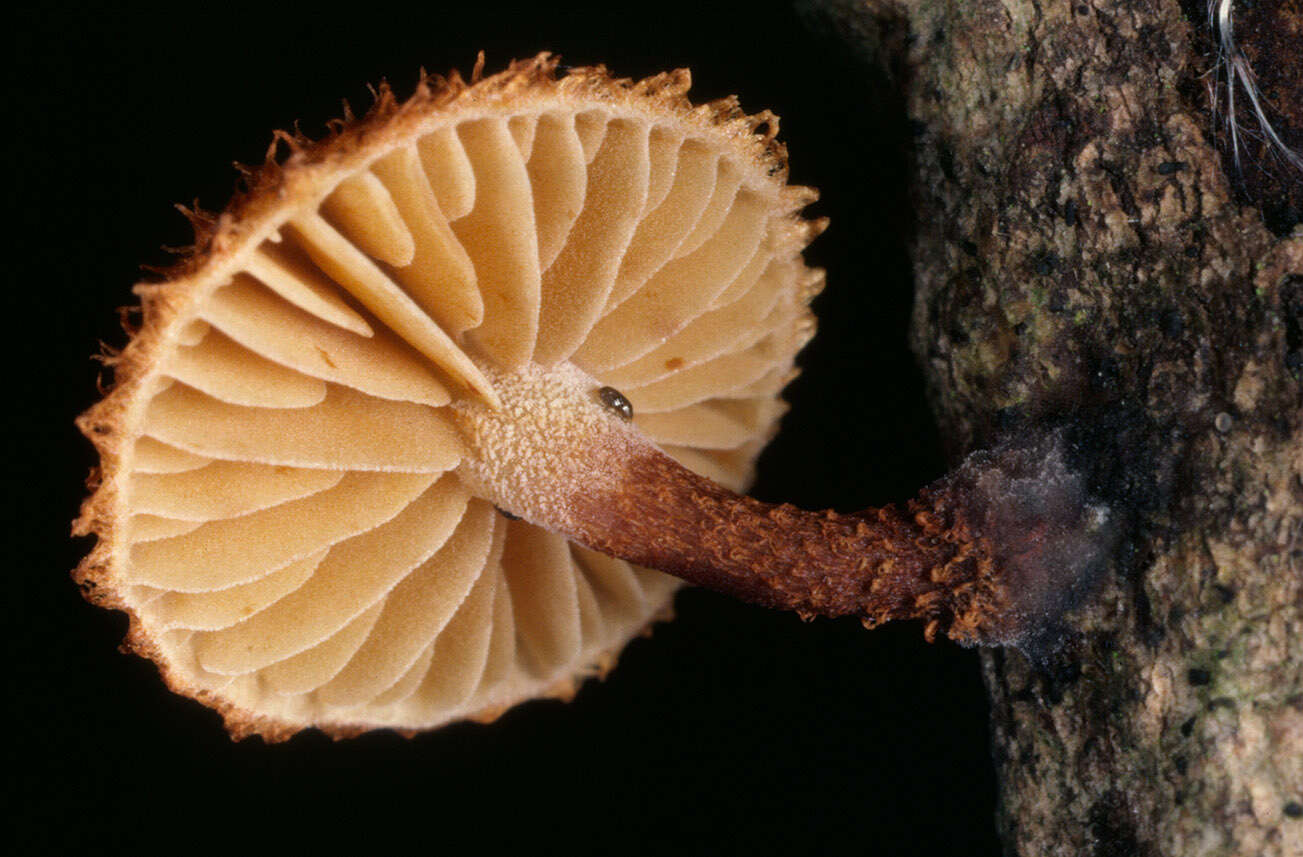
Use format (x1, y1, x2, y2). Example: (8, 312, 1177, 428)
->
(801, 0, 1302, 854)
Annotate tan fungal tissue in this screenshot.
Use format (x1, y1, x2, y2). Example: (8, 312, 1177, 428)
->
(75, 55, 824, 740)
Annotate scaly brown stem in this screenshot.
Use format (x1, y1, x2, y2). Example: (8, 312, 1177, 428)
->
(569, 447, 1004, 643)
(454, 362, 1116, 648)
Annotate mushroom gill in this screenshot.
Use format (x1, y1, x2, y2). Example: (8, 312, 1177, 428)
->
(74, 55, 824, 740)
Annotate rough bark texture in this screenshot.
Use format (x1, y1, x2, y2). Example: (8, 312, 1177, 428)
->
(802, 1, 1302, 855)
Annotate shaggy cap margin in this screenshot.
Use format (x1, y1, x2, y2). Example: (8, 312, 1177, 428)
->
(72, 52, 822, 741)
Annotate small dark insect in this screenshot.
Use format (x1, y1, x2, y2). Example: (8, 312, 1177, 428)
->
(495, 506, 521, 521)
(597, 386, 634, 421)
(1156, 161, 1186, 175)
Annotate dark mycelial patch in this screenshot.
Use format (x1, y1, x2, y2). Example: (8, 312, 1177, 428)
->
(960, 388, 1179, 658)
(939, 424, 1124, 654)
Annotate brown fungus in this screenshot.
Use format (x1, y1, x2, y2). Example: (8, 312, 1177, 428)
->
(75, 54, 1111, 741)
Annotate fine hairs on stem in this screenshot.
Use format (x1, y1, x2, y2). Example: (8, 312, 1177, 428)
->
(1205, 0, 1303, 174)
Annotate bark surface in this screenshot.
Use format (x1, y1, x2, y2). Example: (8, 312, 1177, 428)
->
(802, 0, 1302, 854)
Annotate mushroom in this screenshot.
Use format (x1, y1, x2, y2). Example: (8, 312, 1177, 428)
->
(76, 54, 1113, 741)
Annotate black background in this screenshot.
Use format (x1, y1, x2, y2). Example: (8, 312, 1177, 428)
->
(13, 2, 999, 854)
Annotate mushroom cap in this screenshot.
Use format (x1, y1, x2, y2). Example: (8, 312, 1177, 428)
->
(74, 54, 826, 740)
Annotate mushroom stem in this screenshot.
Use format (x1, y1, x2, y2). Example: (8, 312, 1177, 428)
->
(569, 446, 1002, 642)
(454, 362, 1117, 648)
